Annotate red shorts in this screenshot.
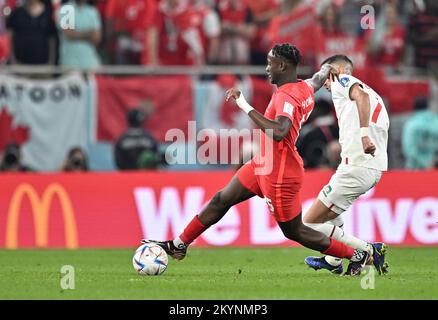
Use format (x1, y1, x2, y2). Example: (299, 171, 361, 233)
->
(236, 162, 302, 222)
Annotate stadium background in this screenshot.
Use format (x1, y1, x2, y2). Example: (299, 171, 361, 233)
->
(0, 0, 437, 254)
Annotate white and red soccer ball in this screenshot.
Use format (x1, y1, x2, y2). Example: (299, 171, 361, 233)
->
(132, 243, 168, 276)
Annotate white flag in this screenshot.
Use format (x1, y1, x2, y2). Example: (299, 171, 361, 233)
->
(0, 73, 88, 171)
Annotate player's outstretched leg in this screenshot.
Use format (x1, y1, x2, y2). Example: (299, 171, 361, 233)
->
(302, 199, 388, 275)
(278, 213, 372, 276)
(142, 176, 255, 260)
(305, 215, 344, 274)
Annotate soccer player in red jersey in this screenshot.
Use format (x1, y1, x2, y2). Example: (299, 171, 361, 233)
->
(144, 44, 372, 275)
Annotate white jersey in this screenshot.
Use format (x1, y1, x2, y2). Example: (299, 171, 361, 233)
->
(330, 74, 389, 171)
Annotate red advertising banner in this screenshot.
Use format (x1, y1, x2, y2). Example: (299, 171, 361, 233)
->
(0, 170, 437, 249)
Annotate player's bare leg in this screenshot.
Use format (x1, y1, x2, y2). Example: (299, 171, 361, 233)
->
(302, 199, 388, 275)
(143, 176, 255, 260)
(303, 199, 369, 250)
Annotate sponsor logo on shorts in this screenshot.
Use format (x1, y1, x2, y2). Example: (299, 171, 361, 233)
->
(322, 185, 332, 197)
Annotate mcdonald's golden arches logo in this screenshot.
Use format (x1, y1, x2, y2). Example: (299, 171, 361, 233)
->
(6, 183, 78, 249)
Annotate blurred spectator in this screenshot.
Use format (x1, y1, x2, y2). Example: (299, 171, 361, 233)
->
(267, 0, 317, 66)
(6, 0, 57, 65)
(57, 0, 102, 69)
(0, 0, 14, 64)
(296, 99, 339, 169)
(408, 0, 438, 69)
(246, 0, 280, 65)
(0, 143, 31, 172)
(62, 147, 89, 172)
(114, 108, 161, 170)
(105, 0, 156, 65)
(317, 0, 343, 36)
(146, 0, 204, 66)
(314, 2, 346, 67)
(191, 0, 221, 65)
(365, 2, 405, 69)
(402, 97, 438, 169)
(215, 0, 256, 65)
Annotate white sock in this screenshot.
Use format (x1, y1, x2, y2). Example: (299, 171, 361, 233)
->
(172, 237, 187, 249)
(325, 255, 343, 266)
(304, 222, 369, 251)
(325, 218, 343, 266)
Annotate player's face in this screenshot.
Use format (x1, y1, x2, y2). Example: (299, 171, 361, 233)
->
(266, 52, 281, 85)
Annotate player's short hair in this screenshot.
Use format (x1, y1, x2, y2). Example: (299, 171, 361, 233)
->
(271, 43, 302, 65)
(320, 54, 353, 67)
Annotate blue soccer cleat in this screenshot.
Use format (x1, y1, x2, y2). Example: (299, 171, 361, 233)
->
(371, 242, 389, 275)
(305, 256, 343, 275)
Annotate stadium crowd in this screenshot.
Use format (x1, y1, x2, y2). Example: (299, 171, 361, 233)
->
(0, 0, 438, 171)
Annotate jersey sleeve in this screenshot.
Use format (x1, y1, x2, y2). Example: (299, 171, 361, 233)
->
(333, 74, 360, 100)
(273, 92, 297, 122)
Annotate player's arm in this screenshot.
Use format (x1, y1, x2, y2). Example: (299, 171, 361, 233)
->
(349, 84, 376, 156)
(306, 64, 339, 92)
(226, 89, 291, 141)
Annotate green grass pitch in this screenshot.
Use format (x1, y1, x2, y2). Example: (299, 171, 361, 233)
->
(1, 247, 437, 299)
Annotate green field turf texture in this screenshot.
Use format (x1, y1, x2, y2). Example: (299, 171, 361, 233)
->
(1, 247, 437, 299)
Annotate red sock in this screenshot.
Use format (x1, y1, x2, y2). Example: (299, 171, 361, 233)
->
(179, 215, 209, 245)
(322, 238, 355, 260)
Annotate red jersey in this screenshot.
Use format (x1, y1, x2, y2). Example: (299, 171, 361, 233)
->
(246, 0, 280, 54)
(267, 2, 317, 63)
(254, 80, 315, 182)
(192, 2, 220, 57)
(365, 24, 405, 66)
(105, 0, 156, 34)
(152, 0, 201, 65)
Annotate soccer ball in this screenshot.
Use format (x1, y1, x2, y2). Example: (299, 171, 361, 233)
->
(132, 243, 168, 276)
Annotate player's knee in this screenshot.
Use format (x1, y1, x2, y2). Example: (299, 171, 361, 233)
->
(302, 215, 311, 224)
(302, 213, 317, 224)
(303, 222, 319, 232)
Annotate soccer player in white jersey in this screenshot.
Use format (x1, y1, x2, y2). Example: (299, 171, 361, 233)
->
(302, 55, 390, 276)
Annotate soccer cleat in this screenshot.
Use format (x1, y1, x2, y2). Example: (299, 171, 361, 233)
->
(371, 242, 389, 275)
(343, 250, 372, 276)
(141, 239, 187, 261)
(305, 256, 343, 275)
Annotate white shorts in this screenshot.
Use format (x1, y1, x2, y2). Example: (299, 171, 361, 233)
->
(318, 165, 382, 215)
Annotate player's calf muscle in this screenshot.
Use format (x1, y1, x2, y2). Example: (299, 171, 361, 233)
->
(199, 191, 230, 226)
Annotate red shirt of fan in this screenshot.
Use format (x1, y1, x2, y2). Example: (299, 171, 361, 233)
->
(105, 0, 156, 34)
(365, 24, 405, 66)
(267, 2, 317, 61)
(152, 0, 200, 65)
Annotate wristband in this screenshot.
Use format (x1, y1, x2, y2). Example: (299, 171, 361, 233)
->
(360, 127, 370, 137)
(236, 93, 254, 114)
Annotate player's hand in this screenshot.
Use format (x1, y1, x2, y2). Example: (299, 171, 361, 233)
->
(327, 64, 340, 82)
(362, 136, 376, 157)
(226, 88, 241, 101)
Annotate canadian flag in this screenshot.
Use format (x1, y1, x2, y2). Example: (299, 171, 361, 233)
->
(0, 73, 88, 171)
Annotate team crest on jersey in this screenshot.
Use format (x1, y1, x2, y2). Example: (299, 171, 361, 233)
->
(340, 77, 350, 88)
(339, 77, 350, 88)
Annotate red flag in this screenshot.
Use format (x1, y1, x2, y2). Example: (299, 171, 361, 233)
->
(96, 75, 193, 142)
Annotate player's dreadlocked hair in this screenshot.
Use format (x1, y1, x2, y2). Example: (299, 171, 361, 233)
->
(271, 43, 302, 65)
(320, 54, 353, 67)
